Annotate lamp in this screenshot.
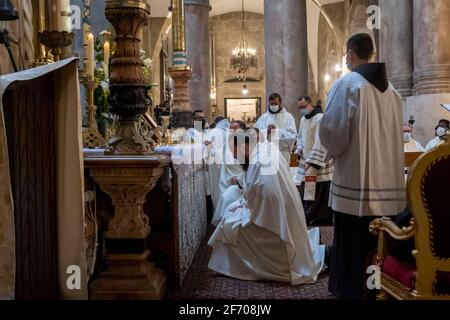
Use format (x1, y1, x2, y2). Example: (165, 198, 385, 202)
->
(0, 0, 19, 72)
(0, 0, 18, 21)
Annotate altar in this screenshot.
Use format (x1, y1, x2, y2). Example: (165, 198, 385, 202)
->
(83, 142, 207, 296)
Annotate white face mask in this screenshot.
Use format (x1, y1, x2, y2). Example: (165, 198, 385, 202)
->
(269, 104, 280, 113)
(436, 127, 448, 137)
(403, 132, 412, 143)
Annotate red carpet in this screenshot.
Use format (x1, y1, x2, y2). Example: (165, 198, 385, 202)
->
(168, 227, 335, 300)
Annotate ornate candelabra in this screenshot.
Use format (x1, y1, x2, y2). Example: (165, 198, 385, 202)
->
(37, 30, 73, 62)
(105, 0, 153, 155)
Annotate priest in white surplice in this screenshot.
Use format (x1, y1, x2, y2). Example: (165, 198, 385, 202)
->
(319, 34, 406, 300)
(208, 129, 325, 285)
(255, 93, 297, 164)
(206, 117, 231, 208)
(211, 121, 247, 226)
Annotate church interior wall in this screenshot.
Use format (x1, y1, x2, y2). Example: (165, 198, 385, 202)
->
(210, 12, 266, 118)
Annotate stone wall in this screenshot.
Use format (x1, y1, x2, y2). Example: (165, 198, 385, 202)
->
(210, 12, 265, 118)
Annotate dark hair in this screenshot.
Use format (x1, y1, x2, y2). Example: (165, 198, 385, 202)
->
(439, 119, 450, 126)
(214, 116, 226, 124)
(437, 119, 450, 130)
(269, 93, 282, 102)
(231, 120, 247, 130)
(347, 33, 374, 61)
(193, 110, 203, 116)
(299, 96, 312, 104)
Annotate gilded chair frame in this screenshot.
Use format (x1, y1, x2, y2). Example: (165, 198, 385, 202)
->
(370, 136, 450, 300)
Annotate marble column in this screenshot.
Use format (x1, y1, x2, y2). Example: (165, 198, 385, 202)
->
(185, 0, 211, 121)
(405, 0, 450, 146)
(170, 0, 193, 128)
(264, 0, 308, 119)
(413, 0, 450, 95)
(379, 0, 413, 97)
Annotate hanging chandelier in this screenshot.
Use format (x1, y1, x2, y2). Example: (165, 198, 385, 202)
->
(230, 0, 257, 81)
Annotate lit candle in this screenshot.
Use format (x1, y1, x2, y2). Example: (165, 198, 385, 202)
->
(87, 33, 95, 78)
(60, 0, 71, 32)
(103, 41, 110, 80)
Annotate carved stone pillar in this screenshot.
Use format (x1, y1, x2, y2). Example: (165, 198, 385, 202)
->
(264, 0, 308, 118)
(379, 0, 413, 97)
(185, 0, 211, 122)
(87, 155, 171, 300)
(405, 0, 450, 145)
(170, 0, 193, 128)
(413, 0, 450, 95)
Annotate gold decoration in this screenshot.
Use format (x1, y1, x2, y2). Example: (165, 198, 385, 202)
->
(37, 30, 73, 62)
(370, 136, 450, 300)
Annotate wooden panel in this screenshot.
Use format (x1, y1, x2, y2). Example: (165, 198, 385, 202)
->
(2, 74, 58, 300)
(405, 152, 423, 168)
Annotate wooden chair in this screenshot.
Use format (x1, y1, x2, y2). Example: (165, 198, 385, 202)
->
(405, 152, 423, 168)
(370, 136, 450, 300)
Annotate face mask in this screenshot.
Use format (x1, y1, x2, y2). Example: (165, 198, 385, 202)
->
(403, 132, 412, 143)
(436, 127, 448, 137)
(300, 108, 311, 117)
(269, 104, 280, 113)
(347, 63, 353, 71)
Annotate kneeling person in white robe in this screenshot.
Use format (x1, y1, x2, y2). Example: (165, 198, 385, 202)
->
(208, 130, 325, 285)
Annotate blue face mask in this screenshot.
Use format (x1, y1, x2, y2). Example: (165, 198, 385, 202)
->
(300, 108, 311, 117)
(403, 132, 412, 143)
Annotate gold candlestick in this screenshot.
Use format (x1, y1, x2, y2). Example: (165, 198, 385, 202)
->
(37, 30, 73, 62)
(81, 75, 107, 149)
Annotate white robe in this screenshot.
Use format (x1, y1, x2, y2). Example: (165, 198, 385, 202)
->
(208, 142, 325, 285)
(255, 108, 297, 164)
(404, 139, 425, 152)
(295, 113, 333, 184)
(206, 120, 231, 208)
(211, 171, 245, 227)
(319, 71, 406, 217)
(425, 137, 445, 152)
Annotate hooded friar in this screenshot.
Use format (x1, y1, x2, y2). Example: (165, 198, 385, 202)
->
(319, 33, 405, 299)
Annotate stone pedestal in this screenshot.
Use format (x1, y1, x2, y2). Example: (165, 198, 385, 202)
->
(379, 0, 414, 97)
(85, 154, 171, 300)
(185, 0, 212, 121)
(90, 251, 166, 300)
(170, 68, 193, 128)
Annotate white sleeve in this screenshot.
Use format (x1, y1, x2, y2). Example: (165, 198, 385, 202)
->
(277, 114, 298, 151)
(319, 78, 359, 157)
(306, 116, 330, 168)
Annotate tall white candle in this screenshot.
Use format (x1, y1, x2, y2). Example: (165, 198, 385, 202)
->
(103, 41, 110, 80)
(87, 33, 95, 78)
(60, 0, 71, 32)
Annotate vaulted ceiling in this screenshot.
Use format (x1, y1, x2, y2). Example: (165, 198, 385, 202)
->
(150, 0, 343, 18)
